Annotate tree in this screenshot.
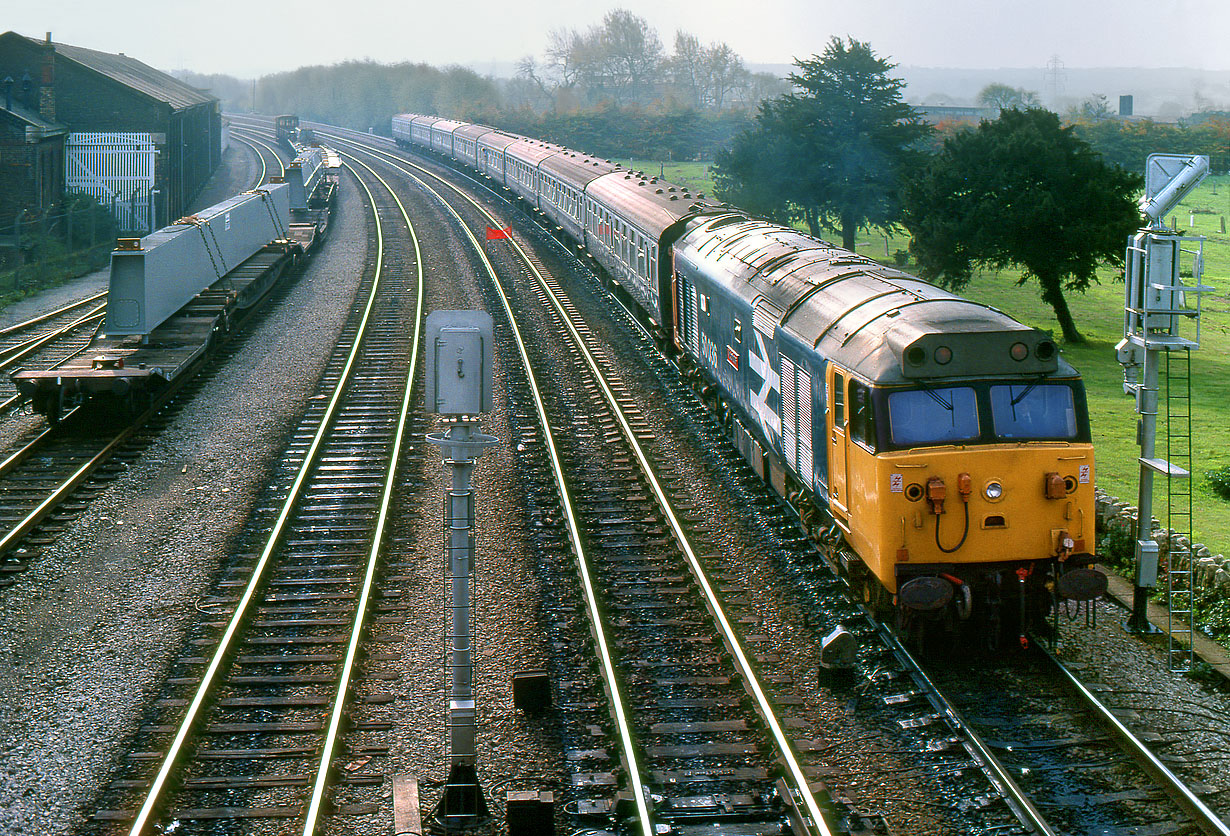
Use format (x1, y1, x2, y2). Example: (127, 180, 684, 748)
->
(1076, 93, 1114, 123)
(976, 83, 1040, 114)
(587, 9, 664, 105)
(704, 42, 747, 110)
(713, 37, 931, 249)
(669, 31, 705, 108)
(902, 108, 1142, 343)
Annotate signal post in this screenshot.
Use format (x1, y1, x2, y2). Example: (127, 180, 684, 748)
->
(425, 310, 496, 829)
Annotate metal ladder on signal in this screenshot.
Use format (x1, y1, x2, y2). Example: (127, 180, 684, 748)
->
(1164, 348, 1195, 671)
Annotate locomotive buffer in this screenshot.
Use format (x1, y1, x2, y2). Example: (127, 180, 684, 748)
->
(425, 311, 497, 829)
(1117, 154, 1210, 669)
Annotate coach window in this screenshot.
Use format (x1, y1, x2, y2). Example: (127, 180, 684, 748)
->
(849, 381, 876, 451)
(833, 372, 845, 427)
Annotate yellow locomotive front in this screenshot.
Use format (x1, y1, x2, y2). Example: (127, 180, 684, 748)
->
(825, 325, 1103, 644)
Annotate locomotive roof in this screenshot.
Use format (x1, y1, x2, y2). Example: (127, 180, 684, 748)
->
(677, 215, 1067, 385)
(539, 151, 622, 191)
(587, 171, 725, 238)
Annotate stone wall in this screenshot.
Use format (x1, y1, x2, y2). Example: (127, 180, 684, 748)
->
(1095, 488, 1227, 593)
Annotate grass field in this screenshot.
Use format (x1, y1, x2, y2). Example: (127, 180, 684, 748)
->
(617, 159, 717, 198)
(634, 161, 1230, 556)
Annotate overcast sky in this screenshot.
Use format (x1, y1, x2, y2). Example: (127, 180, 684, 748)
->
(8, 0, 1230, 77)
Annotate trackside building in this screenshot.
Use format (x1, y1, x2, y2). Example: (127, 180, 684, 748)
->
(0, 31, 221, 231)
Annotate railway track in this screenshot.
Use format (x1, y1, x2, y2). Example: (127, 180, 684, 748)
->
(0, 295, 106, 413)
(231, 129, 286, 184)
(916, 634, 1230, 836)
(322, 125, 1230, 835)
(326, 129, 881, 835)
(0, 135, 302, 584)
(86, 151, 423, 833)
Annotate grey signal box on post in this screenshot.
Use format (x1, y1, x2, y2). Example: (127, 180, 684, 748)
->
(426, 310, 493, 415)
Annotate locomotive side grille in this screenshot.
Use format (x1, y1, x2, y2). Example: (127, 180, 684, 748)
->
(797, 367, 813, 488)
(677, 273, 699, 357)
(753, 299, 784, 338)
(781, 356, 798, 473)
(779, 356, 813, 490)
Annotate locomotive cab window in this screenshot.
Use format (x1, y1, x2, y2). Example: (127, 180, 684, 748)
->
(849, 381, 876, 451)
(887, 386, 979, 447)
(990, 383, 1078, 440)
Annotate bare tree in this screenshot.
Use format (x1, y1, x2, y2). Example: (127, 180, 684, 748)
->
(593, 9, 664, 104)
(544, 27, 584, 89)
(670, 31, 705, 108)
(977, 82, 1041, 115)
(512, 56, 553, 111)
(731, 71, 790, 111)
(1079, 93, 1114, 122)
(705, 42, 746, 109)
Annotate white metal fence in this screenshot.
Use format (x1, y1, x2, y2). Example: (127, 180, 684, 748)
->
(66, 132, 159, 233)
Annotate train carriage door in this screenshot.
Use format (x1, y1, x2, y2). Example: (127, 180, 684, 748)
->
(828, 367, 849, 522)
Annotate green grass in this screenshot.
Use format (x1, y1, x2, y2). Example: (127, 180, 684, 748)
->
(616, 159, 716, 199)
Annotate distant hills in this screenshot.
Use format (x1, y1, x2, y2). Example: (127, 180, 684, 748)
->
(466, 60, 1230, 121)
(748, 64, 1230, 121)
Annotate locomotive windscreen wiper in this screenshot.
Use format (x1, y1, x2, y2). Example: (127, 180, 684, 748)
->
(922, 387, 954, 411)
(1009, 377, 1044, 407)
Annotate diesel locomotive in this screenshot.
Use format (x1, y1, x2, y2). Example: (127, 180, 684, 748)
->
(392, 113, 1103, 646)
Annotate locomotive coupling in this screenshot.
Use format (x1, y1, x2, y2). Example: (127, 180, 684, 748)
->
(927, 473, 972, 515)
(926, 476, 946, 514)
(1044, 471, 1067, 500)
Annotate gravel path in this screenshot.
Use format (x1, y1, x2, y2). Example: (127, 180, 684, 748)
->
(0, 153, 365, 835)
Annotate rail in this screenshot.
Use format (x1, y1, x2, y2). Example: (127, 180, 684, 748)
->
(328, 128, 837, 836)
(125, 154, 422, 835)
(1036, 641, 1230, 836)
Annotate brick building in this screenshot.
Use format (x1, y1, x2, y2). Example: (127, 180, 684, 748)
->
(0, 86, 66, 226)
(0, 31, 220, 230)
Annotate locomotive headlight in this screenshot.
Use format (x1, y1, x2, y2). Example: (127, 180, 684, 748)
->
(984, 480, 1004, 501)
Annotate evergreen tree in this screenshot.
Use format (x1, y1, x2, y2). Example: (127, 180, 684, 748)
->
(902, 108, 1142, 343)
(713, 37, 931, 249)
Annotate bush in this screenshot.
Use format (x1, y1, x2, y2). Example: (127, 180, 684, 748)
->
(893, 249, 910, 266)
(1209, 465, 1230, 500)
(1100, 522, 1136, 575)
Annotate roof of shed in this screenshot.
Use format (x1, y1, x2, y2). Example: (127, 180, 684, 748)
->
(42, 36, 216, 111)
(0, 100, 66, 134)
